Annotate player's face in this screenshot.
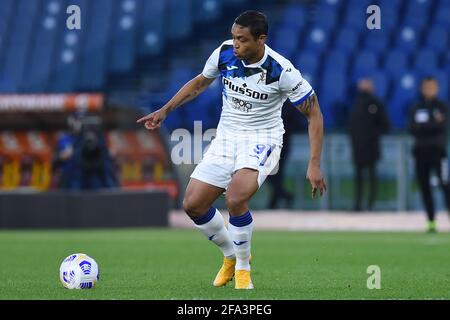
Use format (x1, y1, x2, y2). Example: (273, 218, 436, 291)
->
(421, 80, 439, 100)
(231, 23, 265, 62)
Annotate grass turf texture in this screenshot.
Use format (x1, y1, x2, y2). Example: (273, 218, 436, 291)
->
(1, 228, 450, 299)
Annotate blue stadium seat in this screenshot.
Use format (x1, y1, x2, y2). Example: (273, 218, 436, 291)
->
(393, 26, 419, 53)
(109, 0, 140, 73)
(323, 50, 349, 74)
(139, 0, 166, 56)
(347, 0, 372, 9)
(389, 72, 419, 129)
(193, 0, 222, 23)
(280, 4, 307, 31)
(378, 0, 402, 9)
(369, 71, 390, 101)
(403, 2, 430, 31)
(24, 0, 65, 92)
(425, 26, 448, 54)
(413, 49, 438, 75)
(294, 51, 320, 80)
(343, 6, 367, 30)
(320, 72, 347, 128)
(435, 4, 450, 28)
(352, 50, 379, 81)
(0, 0, 14, 63)
(167, 0, 192, 40)
(438, 0, 450, 8)
(384, 50, 409, 78)
(272, 26, 300, 59)
(362, 29, 391, 53)
(434, 72, 449, 101)
(304, 27, 329, 53)
(333, 28, 359, 54)
(376, 7, 398, 32)
(309, 7, 338, 31)
(316, 0, 343, 10)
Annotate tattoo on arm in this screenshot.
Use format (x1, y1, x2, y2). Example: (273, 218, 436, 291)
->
(296, 93, 317, 116)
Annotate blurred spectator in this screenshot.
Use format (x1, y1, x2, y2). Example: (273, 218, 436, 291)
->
(266, 101, 304, 209)
(407, 76, 450, 233)
(349, 78, 390, 211)
(53, 113, 118, 190)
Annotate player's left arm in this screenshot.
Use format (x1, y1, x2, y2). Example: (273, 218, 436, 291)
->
(295, 93, 327, 198)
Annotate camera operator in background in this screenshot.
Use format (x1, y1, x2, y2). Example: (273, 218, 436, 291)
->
(53, 113, 118, 190)
(408, 76, 450, 233)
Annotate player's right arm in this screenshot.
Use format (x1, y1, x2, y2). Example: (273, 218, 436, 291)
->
(137, 74, 215, 130)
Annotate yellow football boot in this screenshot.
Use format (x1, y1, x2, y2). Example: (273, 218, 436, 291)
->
(234, 270, 254, 289)
(213, 257, 236, 287)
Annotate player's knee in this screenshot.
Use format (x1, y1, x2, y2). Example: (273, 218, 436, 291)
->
(182, 196, 206, 218)
(225, 193, 248, 213)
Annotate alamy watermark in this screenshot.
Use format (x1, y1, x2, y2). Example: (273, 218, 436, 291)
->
(366, 5, 381, 30)
(170, 121, 279, 175)
(366, 265, 381, 289)
(66, 5, 81, 30)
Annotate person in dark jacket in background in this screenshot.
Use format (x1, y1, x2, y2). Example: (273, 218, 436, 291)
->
(266, 100, 299, 209)
(408, 76, 450, 233)
(349, 78, 390, 211)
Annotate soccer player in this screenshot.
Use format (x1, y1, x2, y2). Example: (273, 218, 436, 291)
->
(137, 11, 326, 289)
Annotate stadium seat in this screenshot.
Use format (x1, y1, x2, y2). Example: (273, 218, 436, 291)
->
(0, 0, 14, 61)
(323, 50, 349, 74)
(343, 6, 368, 30)
(316, 0, 343, 10)
(272, 26, 300, 59)
(362, 29, 391, 54)
(304, 27, 329, 54)
(280, 4, 307, 31)
(352, 50, 379, 81)
(378, 0, 402, 9)
(110, 0, 139, 73)
(393, 26, 419, 53)
(193, 0, 222, 23)
(347, 0, 372, 9)
(139, 0, 166, 56)
(425, 26, 448, 54)
(369, 71, 390, 101)
(320, 72, 347, 128)
(374, 6, 398, 32)
(22, 0, 65, 92)
(294, 51, 320, 80)
(435, 4, 450, 28)
(309, 7, 338, 31)
(167, 0, 192, 40)
(403, 2, 430, 31)
(333, 28, 359, 54)
(384, 50, 409, 78)
(389, 72, 419, 129)
(413, 49, 438, 75)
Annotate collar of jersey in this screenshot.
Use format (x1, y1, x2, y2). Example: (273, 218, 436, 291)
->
(241, 44, 269, 68)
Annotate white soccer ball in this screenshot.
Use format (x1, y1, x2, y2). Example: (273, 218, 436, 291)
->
(59, 253, 100, 289)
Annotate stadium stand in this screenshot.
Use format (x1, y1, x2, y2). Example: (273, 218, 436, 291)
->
(0, 0, 448, 132)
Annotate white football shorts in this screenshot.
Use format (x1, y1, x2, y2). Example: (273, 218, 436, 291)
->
(190, 133, 282, 189)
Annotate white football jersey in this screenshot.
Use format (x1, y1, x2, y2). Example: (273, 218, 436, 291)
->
(202, 40, 314, 141)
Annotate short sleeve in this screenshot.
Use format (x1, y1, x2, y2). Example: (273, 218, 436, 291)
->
(279, 65, 314, 106)
(201, 47, 221, 79)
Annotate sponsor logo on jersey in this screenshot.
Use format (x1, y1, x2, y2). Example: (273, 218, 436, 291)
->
(292, 80, 303, 91)
(223, 78, 269, 100)
(231, 97, 253, 113)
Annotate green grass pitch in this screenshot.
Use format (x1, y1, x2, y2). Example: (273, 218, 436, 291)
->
(1, 228, 450, 299)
